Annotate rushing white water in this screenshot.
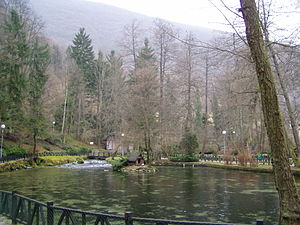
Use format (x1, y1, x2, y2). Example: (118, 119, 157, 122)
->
(56, 160, 112, 169)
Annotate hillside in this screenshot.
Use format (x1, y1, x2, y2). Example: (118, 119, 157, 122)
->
(29, 0, 218, 51)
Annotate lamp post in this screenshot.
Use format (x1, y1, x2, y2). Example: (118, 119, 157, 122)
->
(52, 121, 55, 132)
(222, 130, 227, 156)
(121, 133, 125, 156)
(0, 124, 5, 159)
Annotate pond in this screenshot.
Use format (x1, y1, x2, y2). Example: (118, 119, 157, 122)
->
(0, 160, 297, 225)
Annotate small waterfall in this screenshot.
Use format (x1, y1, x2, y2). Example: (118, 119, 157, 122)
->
(56, 160, 112, 169)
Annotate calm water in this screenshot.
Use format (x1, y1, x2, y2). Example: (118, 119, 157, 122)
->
(1, 161, 297, 225)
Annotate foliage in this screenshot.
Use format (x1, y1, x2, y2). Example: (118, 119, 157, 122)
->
(237, 151, 252, 166)
(108, 157, 128, 171)
(0, 9, 29, 130)
(4, 146, 27, 156)
(27, 38, 50, 153)
(180, 130, 199, 155)
(0, 156, 86, 172)
(38, 156, 85, 166)
(169, 154, 199, 162)
(71, 27, 95, 92)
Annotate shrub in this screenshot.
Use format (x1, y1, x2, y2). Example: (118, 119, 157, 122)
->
(62, 146, 78, 154)
(180, 131, 199, 155)
(4, 146, 27, 156)
(169, 154, 199, 162)
(237, 151, 252, 166)
(79, 147, 91, 154)
(110, 157, 128, 171)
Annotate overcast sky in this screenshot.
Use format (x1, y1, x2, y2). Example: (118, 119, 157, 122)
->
(86, 0, 299, 40)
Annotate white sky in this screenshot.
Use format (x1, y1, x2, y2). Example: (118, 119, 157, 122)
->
(86, 0, 240, 31)
(86, 0, 300, 40)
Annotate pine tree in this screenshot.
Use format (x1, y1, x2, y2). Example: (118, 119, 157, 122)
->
(71, 28, 95, 91)
(102, 51, 124, 138)
(27, 38, 50, 154)
(0, 9, 29, 130)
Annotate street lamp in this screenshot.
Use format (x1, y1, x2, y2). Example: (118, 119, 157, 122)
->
(52, 121, 55, 132)
(0, 124, 5, 159)
(222, 130, 227, 156)
(155, 112, 159, 122)
(121, 133, 125, 156)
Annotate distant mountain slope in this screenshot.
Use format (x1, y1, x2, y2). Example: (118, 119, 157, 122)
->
(29, 0, 217, 51)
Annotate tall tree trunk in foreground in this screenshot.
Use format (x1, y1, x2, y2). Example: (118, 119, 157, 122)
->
(239, 0, 300, 224)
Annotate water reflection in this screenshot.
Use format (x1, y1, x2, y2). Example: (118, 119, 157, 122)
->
(0, 163, 285, 225)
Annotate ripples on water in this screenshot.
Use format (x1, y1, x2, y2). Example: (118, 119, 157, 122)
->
(0, 160, 286, 225)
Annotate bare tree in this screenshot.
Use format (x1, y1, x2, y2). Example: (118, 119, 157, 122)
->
(239, 0, 300, 224)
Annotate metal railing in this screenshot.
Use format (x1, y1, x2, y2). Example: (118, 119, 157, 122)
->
(0, 190, 264, 225)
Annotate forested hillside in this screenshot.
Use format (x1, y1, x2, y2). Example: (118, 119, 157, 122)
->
(29, 0, 216, 51)
(0, 0, 299, 162)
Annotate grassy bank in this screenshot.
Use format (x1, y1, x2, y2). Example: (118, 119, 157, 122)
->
(0, 155, 86, 173)
(152, 160, 300, 176)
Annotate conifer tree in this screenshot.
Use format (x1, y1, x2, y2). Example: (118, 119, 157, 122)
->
(27, 38, 50, 154)
(0, 9, 29, 130)
(70, 27, 95, 92)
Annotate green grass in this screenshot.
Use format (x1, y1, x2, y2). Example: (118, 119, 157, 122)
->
(0, 155, 86, 172)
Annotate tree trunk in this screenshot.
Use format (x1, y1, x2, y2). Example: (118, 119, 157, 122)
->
(33, 131, 37, 155)
(61, 77, 68, 143)
(239, 0, 300, 224)
(202, 57, 209, 152)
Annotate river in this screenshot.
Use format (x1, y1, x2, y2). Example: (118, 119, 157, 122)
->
(0, 160, 297, 225)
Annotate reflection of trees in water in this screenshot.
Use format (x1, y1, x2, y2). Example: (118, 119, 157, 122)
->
(0, 167, 279, 224)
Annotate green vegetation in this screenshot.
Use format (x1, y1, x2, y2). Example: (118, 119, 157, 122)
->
(169, 154, 199, 162)
(106, 157, 128, 171)
(3, 146, 26, 156)
(0, 156, 86, 172)
(180, 131, 199, 156)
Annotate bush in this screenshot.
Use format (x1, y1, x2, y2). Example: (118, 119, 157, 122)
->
(224, 153, 234, 165)
(79, 147, 91, 154)
(4, 146, 27, 156)
(180, 131, 199, 155)
(62, 146, 78, 154)
(110, 157, 128, 171)
(237, 151, 252, 166)
(169, 154, 199, 162)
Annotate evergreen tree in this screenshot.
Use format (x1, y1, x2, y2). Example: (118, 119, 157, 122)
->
(70, 27, 95, 92)
(102, 50, 124, 137)
(0, 9, 29, 130)
(27, 38, 50, 154)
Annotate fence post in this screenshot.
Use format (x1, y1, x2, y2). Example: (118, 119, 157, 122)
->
(124, 211, 133, 225)
(11, 190, 17, 225)
(256, 220, 264, 225)
(47, 201, 54, 225)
